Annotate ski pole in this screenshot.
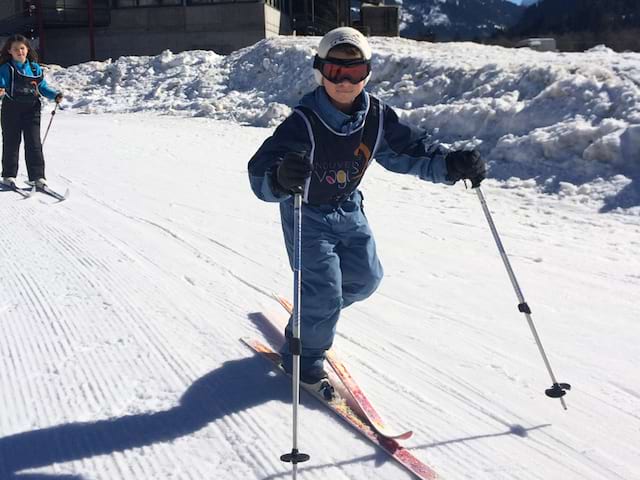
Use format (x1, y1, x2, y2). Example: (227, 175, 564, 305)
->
(42, 102, 59, 146)
(280, 192, 310, 476)
(474, 185, 571, 410)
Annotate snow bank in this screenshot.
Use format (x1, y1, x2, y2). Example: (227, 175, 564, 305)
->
(48, 36, 640, 213)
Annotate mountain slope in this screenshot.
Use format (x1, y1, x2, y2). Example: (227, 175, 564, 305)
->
(511, 0, 640, 36)
(387, 0, 524, 40)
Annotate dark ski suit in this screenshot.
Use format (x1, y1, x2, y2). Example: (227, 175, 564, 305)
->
(248, 87, 453, 373)
(0, 60, 59, 181)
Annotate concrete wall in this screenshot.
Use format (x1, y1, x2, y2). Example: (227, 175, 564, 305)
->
(0, 1, 21, 20)
(265, 4, 290, 37)
(360, 5, 399, 37)
(516, 38, 557, 52)
(45, 3, 290, 66)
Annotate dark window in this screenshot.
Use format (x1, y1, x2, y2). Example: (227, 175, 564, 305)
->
(112, 0, 285, 9)
(185, 0, 255, 6)
(114, 0, 182, 7)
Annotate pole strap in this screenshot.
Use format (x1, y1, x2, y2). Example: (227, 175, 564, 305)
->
(289, 337, 302, 356)
(518, 302, 531, 314)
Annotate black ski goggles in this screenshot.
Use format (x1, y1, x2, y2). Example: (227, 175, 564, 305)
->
(313, 55, 371, 84)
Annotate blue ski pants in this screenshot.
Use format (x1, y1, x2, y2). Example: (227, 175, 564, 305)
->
(279, 190, 384, 372)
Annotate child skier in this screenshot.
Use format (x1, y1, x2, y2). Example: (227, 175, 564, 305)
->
(248, 27, 486, 389)
(0, 34, 63, 188)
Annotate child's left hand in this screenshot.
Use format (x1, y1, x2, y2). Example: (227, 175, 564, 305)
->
(445, 150, 486, 187)
(55, 93, 63, 104)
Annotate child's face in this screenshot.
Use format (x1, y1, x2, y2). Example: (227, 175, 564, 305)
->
(322, 51, 367, 111)
(9, 42, 29, 63)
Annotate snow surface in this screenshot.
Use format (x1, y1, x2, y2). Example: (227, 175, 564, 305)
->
(1, 36, 639, 479)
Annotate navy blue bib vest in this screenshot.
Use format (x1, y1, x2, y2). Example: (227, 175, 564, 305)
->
(295, 96, 383, 205)
(6, 62, 43, 103)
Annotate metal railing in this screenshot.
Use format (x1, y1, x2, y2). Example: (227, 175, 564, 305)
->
(0, 12, 36, 37)
(291, 13, 336, 35)
(0, 1, 111, 30)
(112, 0, 286, 8)
(40, 0, 110, 27)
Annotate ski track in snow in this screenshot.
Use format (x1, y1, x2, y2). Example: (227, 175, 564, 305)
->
(0, 113, 638, 479)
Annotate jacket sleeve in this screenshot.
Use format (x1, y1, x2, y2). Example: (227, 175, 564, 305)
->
(374, 103, 453, 185)
(34, 63, 59, 100)
(248, 112, 313, 202)
(0, 64, 10, 90)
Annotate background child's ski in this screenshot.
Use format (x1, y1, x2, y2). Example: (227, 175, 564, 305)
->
(36, 184, 70, 202)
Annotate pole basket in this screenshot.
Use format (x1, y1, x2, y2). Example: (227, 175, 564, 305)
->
(545, 382, 571, 398)
(281, 449, 310, 464)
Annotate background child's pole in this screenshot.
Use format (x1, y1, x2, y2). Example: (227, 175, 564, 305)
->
(42, 102, 59, 146)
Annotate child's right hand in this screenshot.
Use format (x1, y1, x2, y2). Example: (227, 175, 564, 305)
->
(276, 152, 312, 194)
(0, 88, 5, 97)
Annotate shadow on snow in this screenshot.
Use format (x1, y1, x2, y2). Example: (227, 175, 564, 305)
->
(0, 312, 551, 479)
(0, 351, 287, 478)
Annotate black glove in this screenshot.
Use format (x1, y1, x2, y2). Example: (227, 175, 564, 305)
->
(276, 152, 312, 194)
(445, 149, 486, 187)
(55, 93, 63, 104)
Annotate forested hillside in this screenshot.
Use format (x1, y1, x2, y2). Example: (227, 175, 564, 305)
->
(507, 0, 640, 51)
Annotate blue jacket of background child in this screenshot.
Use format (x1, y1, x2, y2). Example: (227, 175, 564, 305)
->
(248, 86, 453, 375)
(0, 59, 59, 100)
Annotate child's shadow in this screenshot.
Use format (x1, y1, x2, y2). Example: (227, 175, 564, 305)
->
(0, 354, 287, 478)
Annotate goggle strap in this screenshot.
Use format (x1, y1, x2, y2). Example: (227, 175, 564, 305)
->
(313, 55, 370, 67)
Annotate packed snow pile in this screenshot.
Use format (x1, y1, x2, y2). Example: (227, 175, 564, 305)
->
(48, 36, 640, 213)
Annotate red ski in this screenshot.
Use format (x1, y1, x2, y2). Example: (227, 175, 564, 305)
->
(273, 294, 413, 441)
(242, 337, 438, 480)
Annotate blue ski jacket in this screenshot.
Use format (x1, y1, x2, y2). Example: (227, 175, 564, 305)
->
(248, 86, 453, 204)
(0, 60, 59, 100)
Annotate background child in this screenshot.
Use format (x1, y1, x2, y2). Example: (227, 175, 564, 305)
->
(248, 27, 486, 388)
(0, 34, 63, 188)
